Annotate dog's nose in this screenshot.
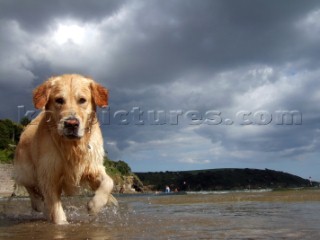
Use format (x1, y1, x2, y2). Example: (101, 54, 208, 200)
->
(64, 118, 79, 129)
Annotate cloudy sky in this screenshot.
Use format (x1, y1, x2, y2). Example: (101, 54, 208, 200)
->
(1, 0, 320, 179)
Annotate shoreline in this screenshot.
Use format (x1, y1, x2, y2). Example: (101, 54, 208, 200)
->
(2, 187, 320, 202)
(1, 163, 319, 198)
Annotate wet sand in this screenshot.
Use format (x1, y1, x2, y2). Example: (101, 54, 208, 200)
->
(1, 189, 320, 239)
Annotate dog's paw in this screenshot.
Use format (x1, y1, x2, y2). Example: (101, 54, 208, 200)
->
(87, 199, 103, 215)
(87, 194, 118, 216)
(55, 220, 69, 225)
(87, 195, 108, 215)
(87, 199, 96, 215)
(50, 213, 69, 225)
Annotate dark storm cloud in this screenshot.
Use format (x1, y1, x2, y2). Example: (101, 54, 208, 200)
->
(0, 0, 127, 33)
(101, 0, 320, 88)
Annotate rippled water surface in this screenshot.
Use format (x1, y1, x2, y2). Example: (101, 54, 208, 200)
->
(1, 190, 320, 239)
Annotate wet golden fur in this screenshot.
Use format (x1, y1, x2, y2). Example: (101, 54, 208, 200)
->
(14, 74, 115, 224)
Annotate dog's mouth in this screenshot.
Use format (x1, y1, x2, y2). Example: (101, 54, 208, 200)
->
(62, 118, 82, 139)
(63, 132, 81, 139)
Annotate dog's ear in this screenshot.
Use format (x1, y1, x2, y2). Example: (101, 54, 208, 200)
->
(91, 82, 108, 108)
(33, 81, 51, 109)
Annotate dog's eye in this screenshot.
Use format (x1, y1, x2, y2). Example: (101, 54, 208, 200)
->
(55, 98, 65, 105)
(79, 98, 87, 104)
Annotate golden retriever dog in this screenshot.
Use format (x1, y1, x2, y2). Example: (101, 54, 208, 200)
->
(14, 74, 115, 224)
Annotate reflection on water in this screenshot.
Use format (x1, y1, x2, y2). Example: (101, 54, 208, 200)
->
(1, 190, 320, 239)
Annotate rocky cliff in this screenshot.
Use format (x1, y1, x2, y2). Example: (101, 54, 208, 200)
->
(0, 164, 15, 197)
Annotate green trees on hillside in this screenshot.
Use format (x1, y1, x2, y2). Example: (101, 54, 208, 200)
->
(136, 168, 311, 191)
(103, 157, 132, 176)
(0, 119, 24, 163)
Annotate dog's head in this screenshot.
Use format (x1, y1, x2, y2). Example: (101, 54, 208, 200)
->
(33, 74, 108, 140)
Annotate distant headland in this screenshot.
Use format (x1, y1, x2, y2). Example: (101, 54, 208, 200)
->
(136, 168, 317, 192)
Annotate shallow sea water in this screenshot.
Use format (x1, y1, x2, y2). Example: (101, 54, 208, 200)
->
(1, 190, 320, 239)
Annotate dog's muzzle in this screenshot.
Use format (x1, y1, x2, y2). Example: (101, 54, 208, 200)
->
(63, 117, 81, 139)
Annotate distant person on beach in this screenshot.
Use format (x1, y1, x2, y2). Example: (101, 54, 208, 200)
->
(181, 181, 187, 191)
(309, 177, 312, 186)
(165, 185, 170, 193)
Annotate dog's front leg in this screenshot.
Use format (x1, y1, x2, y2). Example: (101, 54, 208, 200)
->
(42, 186, 68, 224)
(87, 166, 114, 215)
